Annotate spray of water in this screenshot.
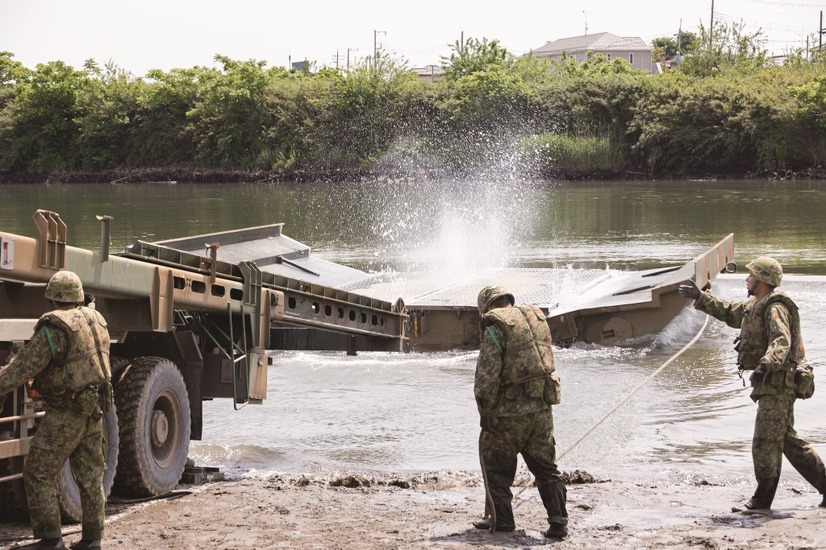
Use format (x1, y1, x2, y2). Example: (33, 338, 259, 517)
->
(331, 136, 556, 289)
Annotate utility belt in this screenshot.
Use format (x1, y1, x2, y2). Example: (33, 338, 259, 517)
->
(735, 363, 810, 401)
(47, 382, 109, 418)
(733, 337, 813, 398)
(46, 383, 96, 401)
(497, 374, 560, 409)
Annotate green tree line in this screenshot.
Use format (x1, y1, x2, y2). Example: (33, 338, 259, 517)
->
(2, 25, 826, 179)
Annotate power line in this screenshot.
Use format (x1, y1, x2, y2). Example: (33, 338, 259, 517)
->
(715, 11, 813, 33)
(725, 0, 823, 8)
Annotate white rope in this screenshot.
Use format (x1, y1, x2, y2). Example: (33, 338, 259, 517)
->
(558, 314, 710, 461)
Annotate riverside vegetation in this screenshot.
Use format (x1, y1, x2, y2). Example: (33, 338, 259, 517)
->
(2, 23, 826, 182)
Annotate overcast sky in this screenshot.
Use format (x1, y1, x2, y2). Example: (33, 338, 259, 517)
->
(1, 0, 822, 77)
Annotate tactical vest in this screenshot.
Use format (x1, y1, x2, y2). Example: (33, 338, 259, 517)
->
(481, 304, 554, 386)
(34, 306, 110, 399)
(737, 291, 805, 370)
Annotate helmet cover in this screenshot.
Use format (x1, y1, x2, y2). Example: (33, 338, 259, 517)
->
(477, 285, 515, 315)
(746, 256, 782, 287)
(44, 271, 85, 303)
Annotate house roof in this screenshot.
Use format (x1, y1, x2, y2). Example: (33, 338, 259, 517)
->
(410, 65, 444, 77)
(532, 32, 651, 55)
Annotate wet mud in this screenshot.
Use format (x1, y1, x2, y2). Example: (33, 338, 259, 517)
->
(2, 469, 825, 549)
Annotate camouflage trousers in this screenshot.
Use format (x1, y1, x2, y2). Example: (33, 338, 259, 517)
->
(24, 405, 105, 540)
(753, 391, 826, 492)
(479, 409, 567, 529)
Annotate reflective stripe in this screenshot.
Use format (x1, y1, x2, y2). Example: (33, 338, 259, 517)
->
(485, 326, 503, 355)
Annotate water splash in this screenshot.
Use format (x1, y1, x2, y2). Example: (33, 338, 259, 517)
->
(310, 133, 557, 281)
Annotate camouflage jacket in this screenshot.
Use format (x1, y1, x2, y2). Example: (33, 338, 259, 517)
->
(695, 290, 802, 399)
(474, 304, 553, 417)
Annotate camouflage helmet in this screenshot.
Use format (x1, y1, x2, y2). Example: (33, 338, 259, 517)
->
(477, 285, 515, 315)
(746, 256, 783, 287)
(44, 270, 85, 303)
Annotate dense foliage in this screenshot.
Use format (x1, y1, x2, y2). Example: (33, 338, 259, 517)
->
(2, 24, 826, 178)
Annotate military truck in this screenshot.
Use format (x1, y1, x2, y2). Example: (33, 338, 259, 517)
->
(0, 210, 406, 521)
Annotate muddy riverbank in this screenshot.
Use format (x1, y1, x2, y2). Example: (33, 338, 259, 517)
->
(2, 470, 825, 549)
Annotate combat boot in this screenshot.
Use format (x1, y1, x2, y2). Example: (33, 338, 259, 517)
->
(543, 522, 568, 539)
(70, 540, 101, 550)
(472, 518, 515, 532)
(743, 477, 780, 510)
(16, 539, 66, 549)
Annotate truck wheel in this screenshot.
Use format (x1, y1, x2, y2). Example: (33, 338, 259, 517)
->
(114, 357, 190, 497)
(58, 405, 120, 523)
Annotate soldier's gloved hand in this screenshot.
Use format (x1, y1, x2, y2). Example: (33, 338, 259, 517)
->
(480, 415, 498, 432)
(750, 361, 767, 387)
(678, 280, 701, 300)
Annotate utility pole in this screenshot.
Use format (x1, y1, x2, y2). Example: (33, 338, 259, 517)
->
(820, 10, 824, 50)
(347, 47, 358, 70)
(710, 0, 715, 42)
(583, 10, 588, 36)
(373, 30, 386, 70)
(677, 19, 682, 52)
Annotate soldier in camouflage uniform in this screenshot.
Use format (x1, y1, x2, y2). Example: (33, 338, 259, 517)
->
(0, 271, 111, 550)
(679, 257, 826, 510)
(472, 286, 568, 538)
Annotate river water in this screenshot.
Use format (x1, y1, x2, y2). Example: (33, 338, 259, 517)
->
(2, 179, 825, 487)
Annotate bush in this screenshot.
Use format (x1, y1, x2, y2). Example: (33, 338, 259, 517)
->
(2, 47, 826, 178)
(518, 133, 624, 177)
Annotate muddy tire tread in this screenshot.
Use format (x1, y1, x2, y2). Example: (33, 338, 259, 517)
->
(113, 356, 190, 498)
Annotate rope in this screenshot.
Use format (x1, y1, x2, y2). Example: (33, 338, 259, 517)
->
(559, 314, 710, 461)
(512, 314, 710, 505)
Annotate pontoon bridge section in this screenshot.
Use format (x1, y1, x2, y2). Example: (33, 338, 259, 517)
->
(339, 234, 734, 349)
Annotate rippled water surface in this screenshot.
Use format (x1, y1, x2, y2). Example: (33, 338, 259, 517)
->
(192, 276, 826, 489)
(3, 179, 825, 486)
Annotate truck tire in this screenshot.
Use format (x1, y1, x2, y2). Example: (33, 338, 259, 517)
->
(58, 405, 120, 523)
(114, 357, 190, 497)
